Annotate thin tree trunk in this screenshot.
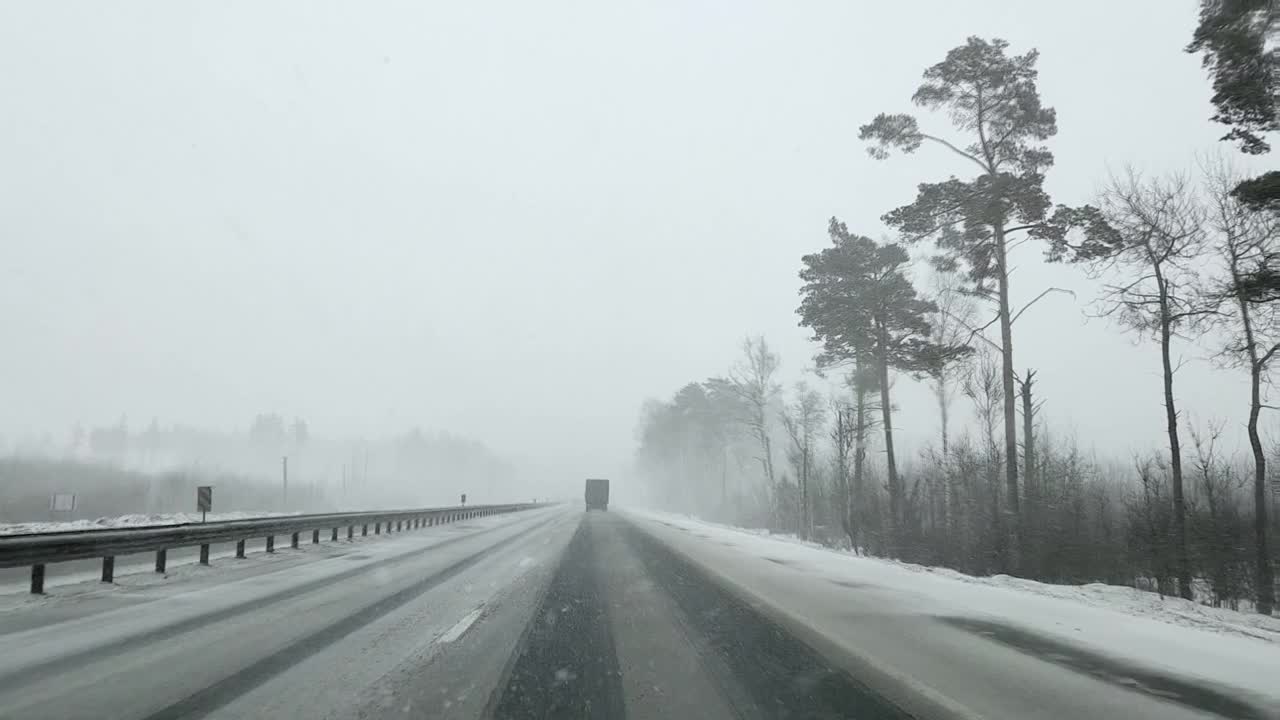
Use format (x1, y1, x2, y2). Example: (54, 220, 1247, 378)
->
(1157, 274, 1193, 601)
(1238, 294, 1275, 615)
(939, 374, 950, 457)
(938, 372, 952, 540)
(758, 416, 776, 527)
(853, 360, 868, 554)
(837, 409, 854, 549)
(876, 320, 900, 556)
(1020, 370, 1037, 578)
(994, 222, 1021, 571)
(721, 446, 728, 518)
(1248, 374, 1274, 615)
(801, 440, 810, 540)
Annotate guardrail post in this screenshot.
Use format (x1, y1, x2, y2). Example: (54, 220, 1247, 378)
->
(375, 522, 381, 535)
(291, 532, 300, 548)
(102, 556, 115, 583)
(348, 525, 354, 540)
(396, 520, 402, 531)
(156, 549, 167, 573)
(332, 527, 338, 541)
(31, 564, 45, 594)
(266, 536, 275, 553)
(199, 544, 210, 565)
(362, 524, 368, 536)
(312, 529, 320, 544)
(236, 540, 246, 558)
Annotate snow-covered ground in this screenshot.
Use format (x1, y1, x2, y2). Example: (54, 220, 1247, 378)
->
(631, 509, 1280, 712)
(0, 511, 299, 536)
(665, 513, 1280, 640)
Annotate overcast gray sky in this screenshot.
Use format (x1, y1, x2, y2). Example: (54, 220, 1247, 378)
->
(0, 1, 1269, 481)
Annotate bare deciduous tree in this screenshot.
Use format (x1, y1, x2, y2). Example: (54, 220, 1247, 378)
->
(1050, 169, 1213, 600)
(1204, 157, 1280, 615)
(782, 382, 826, 540)
(729, 336, 782, 515)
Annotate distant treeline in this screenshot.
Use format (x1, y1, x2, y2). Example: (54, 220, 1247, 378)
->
(0, 413, 517, 522)
(0, 457, 332, 523)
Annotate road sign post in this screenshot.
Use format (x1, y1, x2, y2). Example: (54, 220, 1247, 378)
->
(197, 486, 213, 523)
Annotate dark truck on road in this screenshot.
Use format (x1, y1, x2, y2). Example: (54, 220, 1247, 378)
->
(584, 478, 609, 511)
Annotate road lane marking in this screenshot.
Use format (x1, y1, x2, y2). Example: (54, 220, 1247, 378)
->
(439, 608, 483, 643)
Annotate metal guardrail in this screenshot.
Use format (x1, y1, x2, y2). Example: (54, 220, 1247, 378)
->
(0, 503, 540, 594)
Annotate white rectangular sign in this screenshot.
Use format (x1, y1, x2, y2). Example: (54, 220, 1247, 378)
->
(50, 493, 76, 512)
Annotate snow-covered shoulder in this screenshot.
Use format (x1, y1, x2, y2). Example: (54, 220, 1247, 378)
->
(628, 508, 1280, 707)
(0, 511, 299, 536)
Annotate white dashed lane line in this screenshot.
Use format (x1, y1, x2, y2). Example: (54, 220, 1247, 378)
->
(439, 608, 484, 644)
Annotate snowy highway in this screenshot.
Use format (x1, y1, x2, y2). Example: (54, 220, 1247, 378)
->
(0, 504, 1275, 719)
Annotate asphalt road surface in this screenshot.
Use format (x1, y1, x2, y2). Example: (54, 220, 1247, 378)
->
(0, 505, 1267, 719)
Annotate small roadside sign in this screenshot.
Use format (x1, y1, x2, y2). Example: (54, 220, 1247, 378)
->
(50, 494, 76, 512)
(196, 486, 213, 522)
(460, 493, 467, 506)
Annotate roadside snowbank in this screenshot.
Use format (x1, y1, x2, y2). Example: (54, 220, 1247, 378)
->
(0, 511, 299, 536)
(705, 515, 1280, 640)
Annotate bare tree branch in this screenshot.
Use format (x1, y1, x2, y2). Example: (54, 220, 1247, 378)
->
(920, 133, 989, 173)
(943, 308, 1002, 352)
(1011, 287, 1076, 325)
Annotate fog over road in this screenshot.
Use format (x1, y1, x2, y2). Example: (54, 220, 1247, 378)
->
(0, 506, 1267, 720)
